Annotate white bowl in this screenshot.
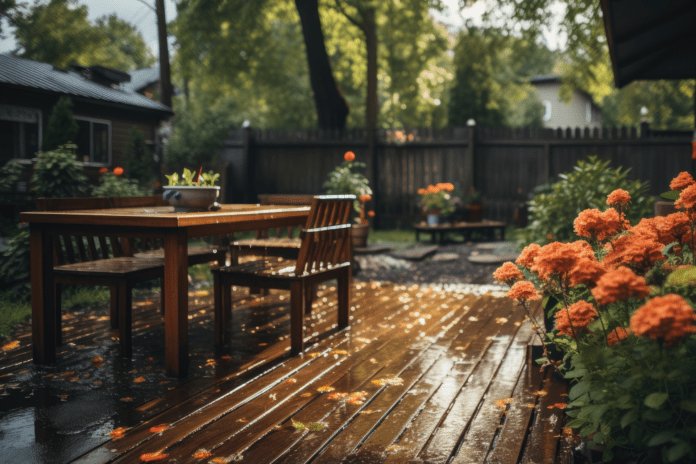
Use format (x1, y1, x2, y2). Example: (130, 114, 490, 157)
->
(163, 186, 220, 211)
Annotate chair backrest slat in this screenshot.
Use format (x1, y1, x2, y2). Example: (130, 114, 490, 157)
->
(75, 235, 89, 262)
(63, 235, 77, 264)
(98, 236, 110, 259)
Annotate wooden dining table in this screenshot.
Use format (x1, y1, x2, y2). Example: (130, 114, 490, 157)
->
(19, 204, 311, 378)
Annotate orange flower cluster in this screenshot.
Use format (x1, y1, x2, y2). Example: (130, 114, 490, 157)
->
(516, 243, 541, 268)
(531, 241, 593, 281)
(591, 267, 651, 306)
(670, 171, 695, 191)
(574, 208, 624, 241)
(344, 151, 356, 162)
(506, 281, 540, 301)
(555, 301, 598, 338)
(606, 189, 631, 206)
(675, 183, 696, 211)
(568, 257, 606, 288)
(630, 294, 696, 347)
(113, 167, 124, 176)
(493, 262, 524, 286)
(602, 233, 665, 275)
(417, 183, 454, 195)
(606, 327, 631, 347)
(359, 194, 371, 202)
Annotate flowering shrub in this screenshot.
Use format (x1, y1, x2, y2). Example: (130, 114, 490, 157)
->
(494, 175, 696, 463)
(417, 183, 455, 216)
(323, 151, 372, 214)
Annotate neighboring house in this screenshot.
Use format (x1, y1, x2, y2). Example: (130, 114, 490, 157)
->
(0, 54, 173, 169)
(530, 75, 602, 129)
(123, 64, 161, 101)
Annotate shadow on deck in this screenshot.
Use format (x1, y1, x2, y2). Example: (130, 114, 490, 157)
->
(0, 282, 569, 464)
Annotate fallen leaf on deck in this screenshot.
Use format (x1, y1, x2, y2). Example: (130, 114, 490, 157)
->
(83, 373, 91, 379)
(560, 393, 568, 397)
(308, 353, 321, 358)
(193, 449, 212, 458)
(68, 377, 79, 382)
(455, 346, 465, 350)
(533, 390, 547, 396)
(330, 350, 348, 355)
(468, 316, 478, 322)
(300, 393, 313, 397)
(291, 419, 306, 431)
(369, 358, 377, 363)
(495, 317, 508, 324)
(159, 381, 169, 385)
(526, 403, 536, 408)
(317, 386, 335, 392)
(495, 398, 514, 408)
(93, 381, 102, 386)
(149, 424, 167, 433)
(109, 427, 128, 439)
(387, 445, 402, 452)
(57, 394, 68, 399)
(2, 341, 19, 351)
(307, 422, 324, 431)
(327, 392, 347, 400)
(59, 371, 75, 377)
(360, 410, 376, 414)
(287, 378, 297, 384)
(356, 338, 371, 343)
(133, 377, 146, 383)
(371, 377, 403, 386)
(211, 458, 229, 464)
(562, 427, 573, 436)
(140, 452, 168, 461)
(236, 418, 247, 423)
(221, 355, 232, 360)
(120, 397, 133, 402)
(128, 369, 138, 374)
(146, 357, 154, 361)
(548, 403, 567, 409)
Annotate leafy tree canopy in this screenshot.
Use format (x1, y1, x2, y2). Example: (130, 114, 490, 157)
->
(11, 0, 155, 71)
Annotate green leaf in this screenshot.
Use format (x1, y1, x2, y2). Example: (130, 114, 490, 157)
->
(643, 409, 672, 422)
(563, 369, 587, 379)
(644, 392, 669, 409)
(666, 442, 691, 463)
(660, 190, 680, 201)
(680, 400, 696, 413)
(565, 418, 587, 428)
(647, 430, 677, 446)
(569, 381, 591, 400)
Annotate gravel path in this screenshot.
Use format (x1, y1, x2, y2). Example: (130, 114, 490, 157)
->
(352, 241, 519, 289)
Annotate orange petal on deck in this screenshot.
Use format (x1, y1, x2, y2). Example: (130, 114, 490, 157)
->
(149, 424, 167, 433)
(317, 386, 335, 392)
(533, 390, 548, 396)
(120, 397, 133, 402)
(1, 340, 19, 351)
(193, 449, 212, 458)
(109, 427, 128, 439)
(133, 376, 146, 383)
(140, 452, 168, 461)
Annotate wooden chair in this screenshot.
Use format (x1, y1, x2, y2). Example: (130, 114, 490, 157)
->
(36, 196, 166, 358)
(211, 195, 354, 354)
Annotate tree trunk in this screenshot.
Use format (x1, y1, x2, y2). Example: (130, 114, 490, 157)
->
(363, 7, 378, 131)
(295, 0, 349, 130)
(156, 0, 173, 108)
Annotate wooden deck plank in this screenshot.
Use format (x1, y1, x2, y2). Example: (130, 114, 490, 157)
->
(380, 298, 526, 464)
(161, 295, 469, 463)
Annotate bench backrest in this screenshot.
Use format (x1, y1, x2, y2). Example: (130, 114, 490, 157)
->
(36, 196, 167, 264)
(256, 194, 315, 239)
(295, 195, 354, 275)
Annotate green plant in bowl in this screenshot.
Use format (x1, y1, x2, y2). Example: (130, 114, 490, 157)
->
(165, 168, 219, 187)
(163, 168, 221, 211)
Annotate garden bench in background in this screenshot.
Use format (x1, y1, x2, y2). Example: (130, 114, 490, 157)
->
(211, 195, 354, 353)
(413, 219, 507, 244)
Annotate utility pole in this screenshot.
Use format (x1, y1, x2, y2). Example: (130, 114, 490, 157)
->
(156, 0, 173, 108)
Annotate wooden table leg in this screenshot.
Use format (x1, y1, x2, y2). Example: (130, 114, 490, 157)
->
(163, 228, 189, 378)
(30, 225, 56, 364)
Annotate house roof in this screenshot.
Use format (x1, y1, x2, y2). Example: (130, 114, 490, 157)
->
(0, 54, 173, 116)
(600, 0, 696, 88)
(123, 65, 160, 93)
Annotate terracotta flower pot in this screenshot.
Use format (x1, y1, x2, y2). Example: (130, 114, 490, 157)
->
(351, 223, 370, 248)
(465, 204, 483, 222)
(654, 200, 677, 217)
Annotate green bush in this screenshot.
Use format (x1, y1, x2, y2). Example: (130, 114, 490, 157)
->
(42, 96, 79, 152)
(0, 161, 23, 193)
(0, 229, 30, 288)
(31, 144, 88, 198)
(520, 156, 654, 247)
(124, 128, 156, 185)
(92, 172, 149, 197)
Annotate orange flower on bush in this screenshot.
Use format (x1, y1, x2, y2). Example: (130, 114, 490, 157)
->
(531, 241, 593, 281)
(506, 280, 540, 302)
(98, 167, 107, 174)
(630, 294, 696, 347)
(113, 167, 124, 176)
(367, 210, 375, 217)
(555, 300, 598, 338)
(607, 327, 631, 347)
(417, 188, 426, 195)
(591, 267, 651, 306)
(493, 262, 524, 286)
(573, 208, 623, 241)
(606, 189, 631, 206)
(360, 194, 371, 202)
(344, 151, 356, 162)
(568, 257, 606, 288)
(664, 212, 691, 242)
(602, 233, 665, 275)
(675, 183, 696, 210)
(670, 172, 695, 191)
(516, 243, 541, 268)
(435, 182, 454, 192)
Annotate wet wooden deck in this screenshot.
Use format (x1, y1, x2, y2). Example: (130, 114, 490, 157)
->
(0, 281, 568, 464)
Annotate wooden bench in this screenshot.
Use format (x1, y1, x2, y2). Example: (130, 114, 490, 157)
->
(211, 195, 354, 353)
(413, 220, 507, 244)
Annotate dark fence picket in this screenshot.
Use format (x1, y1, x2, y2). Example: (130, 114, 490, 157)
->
(215, 125, 692, 227)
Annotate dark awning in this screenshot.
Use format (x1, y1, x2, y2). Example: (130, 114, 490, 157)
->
(600, 0, 696, 88)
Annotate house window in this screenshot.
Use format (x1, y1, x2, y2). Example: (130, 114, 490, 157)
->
(74, 117, 110, 165)
(0, 104, 41, 163)
(543, 101, 552, 122)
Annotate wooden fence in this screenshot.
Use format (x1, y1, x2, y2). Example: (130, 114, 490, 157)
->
(215, 124, 694, 229)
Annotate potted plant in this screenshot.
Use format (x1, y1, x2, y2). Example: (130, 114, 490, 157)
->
(417, 183, 455, 225)
(323, 151, 373, 247)
(163, 167, 221, 211)
(464, 187, 483, 222)
(655, 172, 693, 216)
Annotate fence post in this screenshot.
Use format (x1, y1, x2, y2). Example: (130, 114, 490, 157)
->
(467, 125, 475, 195)
(369, 128, 379, 229)
(244, 127, 255, 204)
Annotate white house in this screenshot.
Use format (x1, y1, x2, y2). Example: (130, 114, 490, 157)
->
(530, 75, 602, 129)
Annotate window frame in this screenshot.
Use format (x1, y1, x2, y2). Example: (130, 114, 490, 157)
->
(73, 116, 112, 167)
(0, 104, 42, 160)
